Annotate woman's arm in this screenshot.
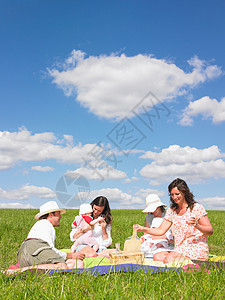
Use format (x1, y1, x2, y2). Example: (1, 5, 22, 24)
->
(133, 219, 172, 236)
(99, 223, 112, 247)
(101, 221, 109, 240)
(190, 215, 213, 235)
(150, 234, 167, 240)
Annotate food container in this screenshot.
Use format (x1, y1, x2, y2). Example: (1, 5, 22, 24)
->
(109, 251, 144, 265)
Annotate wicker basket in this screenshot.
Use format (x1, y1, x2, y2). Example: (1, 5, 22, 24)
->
(109, 251, 144, 265)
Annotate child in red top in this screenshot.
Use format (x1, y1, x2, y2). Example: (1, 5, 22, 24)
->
(71, 204, 104, 253)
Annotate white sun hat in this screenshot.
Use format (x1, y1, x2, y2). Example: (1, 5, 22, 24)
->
(142, 194, 166, 213)
(35, 201, 66, 220)
(79, 203, 93, 215)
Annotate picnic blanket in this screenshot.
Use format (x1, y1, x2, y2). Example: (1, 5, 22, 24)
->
(50, 256, 189, 275)
(7, 253, 225, 275)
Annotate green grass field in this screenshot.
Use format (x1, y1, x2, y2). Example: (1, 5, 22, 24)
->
(0, 209, 225, 299)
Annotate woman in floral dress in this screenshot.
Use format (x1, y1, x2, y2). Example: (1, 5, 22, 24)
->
(133, 178, 213, 263)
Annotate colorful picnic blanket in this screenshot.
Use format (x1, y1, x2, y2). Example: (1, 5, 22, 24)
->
(7, 252, 225, 275)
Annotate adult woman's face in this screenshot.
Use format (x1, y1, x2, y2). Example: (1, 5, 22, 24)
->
(92, 205, 104, 219)
(170, 187, 186, 206)
(152, 206, 162, 217)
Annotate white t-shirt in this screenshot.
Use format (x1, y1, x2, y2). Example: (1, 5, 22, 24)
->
(27, 219, 67, 260)
(145, 211, 166, 227)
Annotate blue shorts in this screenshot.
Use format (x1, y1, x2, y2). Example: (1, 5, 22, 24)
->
(75, 244, 88, 252)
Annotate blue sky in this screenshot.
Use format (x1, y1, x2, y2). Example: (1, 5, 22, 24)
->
(0, 0, 225, 210)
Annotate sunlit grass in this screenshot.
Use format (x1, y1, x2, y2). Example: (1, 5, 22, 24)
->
(0, 209, 224, 299)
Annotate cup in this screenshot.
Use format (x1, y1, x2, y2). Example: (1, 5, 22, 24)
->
(186, 213, 195, 225)
(115, 243, 120, 255)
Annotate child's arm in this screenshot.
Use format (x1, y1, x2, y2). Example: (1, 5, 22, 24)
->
(89, 216, 104, 226)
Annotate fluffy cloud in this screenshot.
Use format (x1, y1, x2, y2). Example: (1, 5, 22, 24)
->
(179, 96, 225, 126)
(31, 166, 54, 172)
(140, 145, 224, 165)
(48, 51, 222, 120)
(135, 188, 165, 199)
(68, 187, 143, 209)
(0, 184, 56, 200)
(66, 167, 127, 181)
(0, 128, 116, 171)
(90, 188, 142, 204)
(0, 202, 36, 209)
(140, 145, 225, 184)
(198, 196, 225, 210)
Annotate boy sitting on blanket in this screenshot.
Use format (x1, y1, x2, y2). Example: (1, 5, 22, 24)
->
(141, 217, 174, 257)
(71, 204, 104, 253)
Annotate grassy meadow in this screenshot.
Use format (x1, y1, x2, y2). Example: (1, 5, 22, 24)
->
(0, 209, 225, 299)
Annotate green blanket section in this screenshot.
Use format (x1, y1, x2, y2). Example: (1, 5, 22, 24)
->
(83, 257, 112, 268)
(60, 249, 111, 268)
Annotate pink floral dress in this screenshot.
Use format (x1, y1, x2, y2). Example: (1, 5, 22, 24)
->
(164, 203, 209, 260)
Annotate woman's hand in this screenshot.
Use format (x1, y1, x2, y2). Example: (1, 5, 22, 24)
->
(97, 216, 105, 223)
(186, 215, 213, 235)
(186, 216, 197, 226)
(100, 220, 107, 228)
(133, 224, 144, 231)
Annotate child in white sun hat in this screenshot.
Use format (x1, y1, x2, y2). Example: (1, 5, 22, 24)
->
(71, 204, 104, 253)
(142, 194, 167, 228)
(141, 217, 174, 257)
(141, 194, 174, 257)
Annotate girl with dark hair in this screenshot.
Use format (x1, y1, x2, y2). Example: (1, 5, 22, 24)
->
(134, 178, 213, 263)
(70, 196, 112, 257)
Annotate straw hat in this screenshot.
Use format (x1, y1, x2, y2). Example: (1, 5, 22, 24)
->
(142, 194, 166, 213)
(35, 201, 66, 220)
(79, 203, 92, 215)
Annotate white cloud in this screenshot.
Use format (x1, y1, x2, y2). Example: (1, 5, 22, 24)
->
(72, 188, 143, 209)
(31, 166, 54, 172)
(140, 145, 225, 184)
(135, 188, 165, 199)
(0, 202, 36, 209)
(124, 176, 138, 183)
(0, 184, 56, 200)
(198, 196, 225, 210)
(140, 145, 224, 165)
(66, 166, 127, 181)
(179, 96, 225, 126)
(48, 51, 222, 120)
(0, 128, 116, 171)
(124, 178, 132, 183)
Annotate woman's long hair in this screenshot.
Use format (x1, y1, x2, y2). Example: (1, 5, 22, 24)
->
(168, 178, 196, 211)
(91, 196, 112, 224)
